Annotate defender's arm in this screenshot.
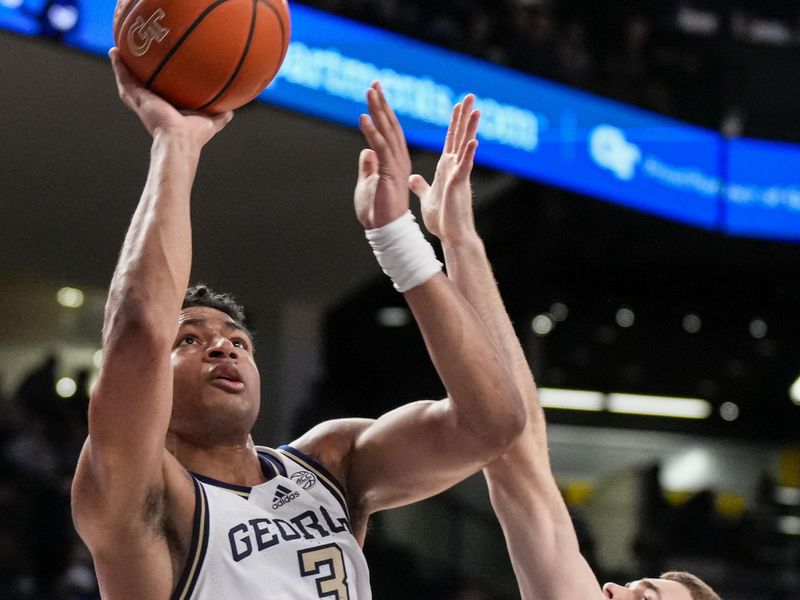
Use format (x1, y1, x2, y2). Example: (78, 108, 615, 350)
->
(446, 238, 600, 600)
(410, 96, 601, 599)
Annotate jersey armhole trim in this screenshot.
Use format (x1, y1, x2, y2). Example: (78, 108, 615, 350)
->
(278, 444, 351, 522)
(192, 473, 252, 498)
(258, 448, 288, 478)
(170, 477, 210, 600)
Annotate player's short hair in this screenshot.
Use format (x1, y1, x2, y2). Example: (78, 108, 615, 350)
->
(182, 284, 248, 330)
(661, 572, 721, 600)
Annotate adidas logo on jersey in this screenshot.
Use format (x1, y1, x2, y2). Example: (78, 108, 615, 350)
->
(272, 484, 300, 509)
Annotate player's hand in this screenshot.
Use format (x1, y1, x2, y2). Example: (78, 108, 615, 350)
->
(109, 48, 232, 149)
(354, 82, 411, 229)
(409, 95, 480, 244)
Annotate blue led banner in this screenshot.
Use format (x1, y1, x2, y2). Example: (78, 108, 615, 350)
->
(725, 138, 800, 242)
(0, 0, 44, 36)
(265, 8, 722, 229)
(1, 1, 797, 240)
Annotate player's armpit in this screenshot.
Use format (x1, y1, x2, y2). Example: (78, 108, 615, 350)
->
(72, 440, 184, 539)
(72, 443, 196, 573)
(72, 447, 196, 599)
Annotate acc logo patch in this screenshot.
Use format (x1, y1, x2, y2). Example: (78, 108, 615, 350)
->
(291, 471, 317, 490)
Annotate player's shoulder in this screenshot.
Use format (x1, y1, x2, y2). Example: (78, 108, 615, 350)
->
(286, 418, 375, 494)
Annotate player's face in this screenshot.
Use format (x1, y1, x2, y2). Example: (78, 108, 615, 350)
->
(602, 579, 693, 600)
(170, 306, 261, 441)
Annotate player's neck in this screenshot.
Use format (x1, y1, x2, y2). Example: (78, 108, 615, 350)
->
(166, 431, 266, 487)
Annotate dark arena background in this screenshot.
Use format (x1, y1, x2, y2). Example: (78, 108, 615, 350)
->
(1, 1, 800, 598)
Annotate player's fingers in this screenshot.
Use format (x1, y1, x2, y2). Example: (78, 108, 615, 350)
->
(109, 49, 134, 103)
(455, 94, 476, 153)
(408, 174, 431, 199)
(444, 103, 463, 155)
(210, 110, 234, 133)
(109, 48, 151, 111)
(458, 109, 481, 162)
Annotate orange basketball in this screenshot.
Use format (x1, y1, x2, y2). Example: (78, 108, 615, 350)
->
(113, 0, 291, 114)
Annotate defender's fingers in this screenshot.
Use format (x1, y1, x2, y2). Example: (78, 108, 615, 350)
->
(366, 88, 394, 147)
(454, 94, 477, 154)
(455, 139, 479, 181)
(359, 149, 379, 179)
(444, 103, 463, 155)
(408, 174, 431, 199)
(359, 113, 390, 157)
(458, 109, 481, 162)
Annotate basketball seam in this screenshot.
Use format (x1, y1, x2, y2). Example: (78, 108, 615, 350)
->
(194, 0, 259, 111)
(145, 0, 232, 91)
(259, 0, 288, 65)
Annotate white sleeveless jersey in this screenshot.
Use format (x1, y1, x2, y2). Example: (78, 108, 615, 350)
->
(171, 445, 371, 600)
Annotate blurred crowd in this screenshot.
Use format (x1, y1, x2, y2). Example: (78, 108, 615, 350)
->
(303, 0, 800, 139)
(2, 353, 799, 597)
(0, 357, 97, 600)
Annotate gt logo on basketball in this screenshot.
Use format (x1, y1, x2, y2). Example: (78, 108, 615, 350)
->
(128, 8, 170, 57)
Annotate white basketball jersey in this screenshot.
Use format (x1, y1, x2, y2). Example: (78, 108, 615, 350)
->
(171, 445, 371, 600)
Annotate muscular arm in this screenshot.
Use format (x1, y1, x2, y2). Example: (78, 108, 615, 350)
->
(347, 269, 525, 513)
(295, 84, 525, 521)
(411, 96, 601, 599)
(71, 52, 231, 589)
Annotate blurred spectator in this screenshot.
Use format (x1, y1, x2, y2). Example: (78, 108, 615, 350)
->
(506, 3, 559, 80)
(301, 0, 800, 139)
(557, 21, 593, 88)
(1, 356, 98, 599)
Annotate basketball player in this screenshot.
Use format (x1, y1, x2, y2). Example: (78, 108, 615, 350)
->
(408, 96, 723, 600)
(70, 51, 526, 599)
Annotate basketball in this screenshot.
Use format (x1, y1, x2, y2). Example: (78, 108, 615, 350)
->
(113, 0, 291, 114)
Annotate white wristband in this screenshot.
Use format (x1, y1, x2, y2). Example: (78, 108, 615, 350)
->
(365, 211, 443, 293)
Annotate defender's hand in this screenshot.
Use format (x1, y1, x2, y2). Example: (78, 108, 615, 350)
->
(409, 95, 480, 243)
(354, 82, 412, 229)
(110, 48, 232, 149)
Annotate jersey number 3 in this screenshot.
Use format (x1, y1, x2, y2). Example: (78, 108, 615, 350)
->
(298, 543, 350, 599)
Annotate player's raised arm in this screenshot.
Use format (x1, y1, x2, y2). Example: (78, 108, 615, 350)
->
(409, 96, 601, 599)
(71, 51, 232, 550)
(304, 83, 526, 519)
